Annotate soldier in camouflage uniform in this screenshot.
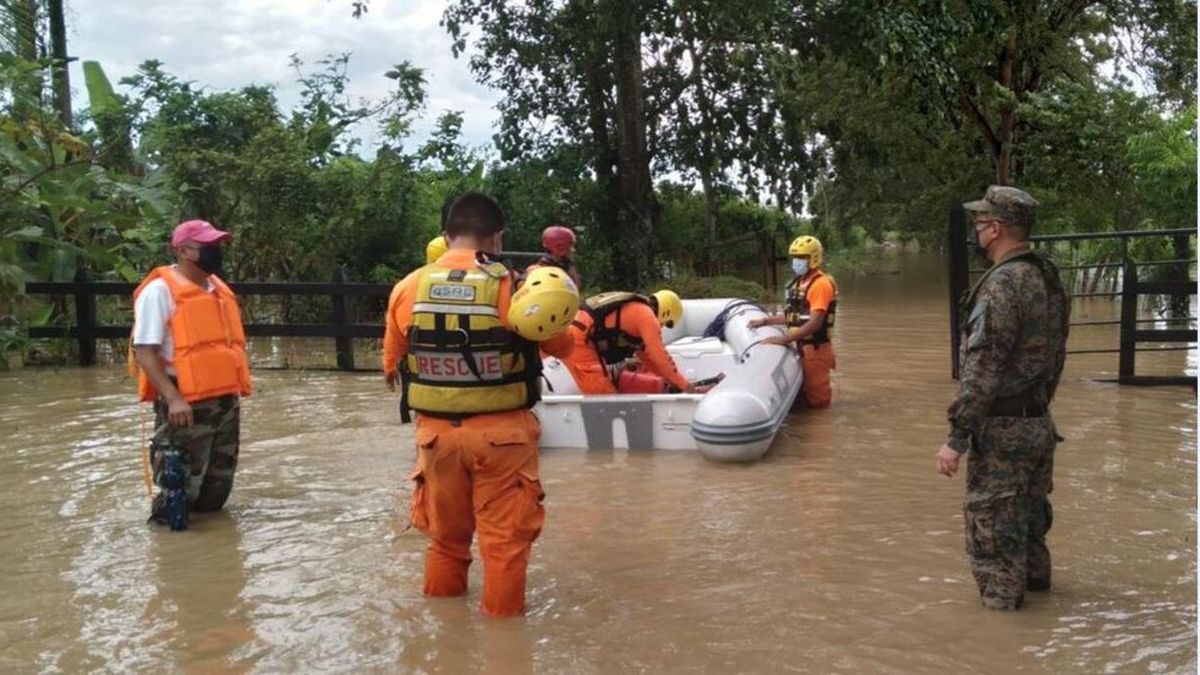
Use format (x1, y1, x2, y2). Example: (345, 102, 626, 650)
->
(935, 186, 1070, 611)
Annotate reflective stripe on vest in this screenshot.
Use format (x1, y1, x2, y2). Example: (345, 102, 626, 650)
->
(580, 291, 654, 364)
(785, 270, 837, 345)
(403, 261, 540, 417)
(132, 266, 252, 403)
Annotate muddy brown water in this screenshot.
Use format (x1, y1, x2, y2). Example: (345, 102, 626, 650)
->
(0, 253, 1195, 673)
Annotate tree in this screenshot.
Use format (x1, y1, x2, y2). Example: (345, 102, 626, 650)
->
(0, 57, 170, 296)
(444, 0, 663, 288)
(45, 0, 67, 126)
(847, 0, 1196, 187)
(125, 55, 433, 285)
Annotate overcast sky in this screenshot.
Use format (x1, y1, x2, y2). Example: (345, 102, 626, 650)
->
(63, 0, 500, 152)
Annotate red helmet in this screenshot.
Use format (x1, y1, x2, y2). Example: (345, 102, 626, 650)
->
(541, 225, 576, 258)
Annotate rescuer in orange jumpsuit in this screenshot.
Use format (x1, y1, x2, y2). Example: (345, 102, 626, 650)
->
(383, 192, 576, 618)
(562, 290, 709, 395)
(750, 235, 838, 408)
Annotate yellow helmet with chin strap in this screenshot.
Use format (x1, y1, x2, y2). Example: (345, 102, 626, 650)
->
(508, 267, 580, 341)
(425, 234, 449, 264)
(788, 235, 823, 269)
(651, 290, 684, 329)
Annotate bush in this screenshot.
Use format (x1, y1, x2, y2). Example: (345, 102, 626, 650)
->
(659, 274, 775, 304)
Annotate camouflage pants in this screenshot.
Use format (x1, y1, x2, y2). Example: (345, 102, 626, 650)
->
(964, 415, 1057, 610)
(151, 394, 241, 512)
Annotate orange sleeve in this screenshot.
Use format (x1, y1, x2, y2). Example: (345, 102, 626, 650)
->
(806, 276, 834, 314)
(382, 272, 420, 376)
(629, 304, 687, 391)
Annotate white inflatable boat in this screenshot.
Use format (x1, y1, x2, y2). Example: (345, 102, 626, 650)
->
(534, 298, 803, 462)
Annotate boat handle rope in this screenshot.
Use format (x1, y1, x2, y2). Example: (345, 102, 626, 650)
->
(738, 337, 773, 364)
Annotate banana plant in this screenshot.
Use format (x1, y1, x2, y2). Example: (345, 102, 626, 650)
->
(0, 56, 172, 366)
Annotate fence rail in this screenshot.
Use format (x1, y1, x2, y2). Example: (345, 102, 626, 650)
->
(25, 251, 545, 371)
(947, 207, 1195, 387)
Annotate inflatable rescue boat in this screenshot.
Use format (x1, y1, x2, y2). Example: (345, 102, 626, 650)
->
(535, 298, 803, 462)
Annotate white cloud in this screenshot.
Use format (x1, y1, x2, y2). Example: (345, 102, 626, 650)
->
(64, 0, 501, 152)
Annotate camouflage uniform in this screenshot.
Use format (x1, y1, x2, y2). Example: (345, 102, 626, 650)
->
(948, 186, 1070, 611)
(150, 393, 241, 513)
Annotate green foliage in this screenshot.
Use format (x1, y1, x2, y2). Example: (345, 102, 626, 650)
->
(124, 55, 436, 285)
(0, 56, 170, 366)
(656, 182, 796, 272)
(1126, 105, 1198, 228)
(0, 58, 169, 288)
(81, 60, 135, 171)
(4, 1, 1198, 365)
(664, 274, 774, 305)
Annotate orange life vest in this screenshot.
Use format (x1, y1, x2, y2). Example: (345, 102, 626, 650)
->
(131, 266, 252, 403)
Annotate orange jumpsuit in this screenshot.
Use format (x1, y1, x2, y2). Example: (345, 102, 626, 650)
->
(791, 272, 837, 409)
(562, 301, 688, 394)
(383, 249, 573, 618)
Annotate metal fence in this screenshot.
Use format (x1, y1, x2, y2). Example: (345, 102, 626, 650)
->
(947, 206, 1196, 386)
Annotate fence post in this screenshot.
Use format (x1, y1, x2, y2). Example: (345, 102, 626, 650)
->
(947, 203, 969, 379)
(1118, 260, 1137, 383)
(332, 266, 355, 371)
(1169, 231, 1191, 318)
(74, 267, 96, 366)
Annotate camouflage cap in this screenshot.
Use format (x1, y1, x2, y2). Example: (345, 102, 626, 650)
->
(963, 185, 1038, 230)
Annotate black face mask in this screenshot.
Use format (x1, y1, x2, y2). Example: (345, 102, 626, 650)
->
(196, 245, 224, 275)
(968, 225, 990, 258)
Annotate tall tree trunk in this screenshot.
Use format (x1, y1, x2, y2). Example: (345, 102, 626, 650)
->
(996, 108, 1013, 185)
(581, 31, 620, 289)
(47, 0, 70, 127)
(995, 32, 1018, 186)
(10, 0, 42, 117)
(701, 173, 718, 243)
(680, 3, 719, 244)
(610, 0, 658, 289)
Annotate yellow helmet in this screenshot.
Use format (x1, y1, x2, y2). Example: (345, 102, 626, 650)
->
(651, 290, 684, 329)
(508, 267, 580, 341)
(425, 234, 449, 264)
(788, 235, 823, 269)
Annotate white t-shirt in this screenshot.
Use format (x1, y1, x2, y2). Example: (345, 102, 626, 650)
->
(132, 269, 214, 373)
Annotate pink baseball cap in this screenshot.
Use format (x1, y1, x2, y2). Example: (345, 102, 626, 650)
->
(171, 219, 232, 247)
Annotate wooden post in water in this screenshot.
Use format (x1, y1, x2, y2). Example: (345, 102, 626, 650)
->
(947, 204, 969, 379)
(1169, 231, 1191, 318)
(332, 267, 355, 371)
(74, 267, 96, 366)
(1118, 260, 1137, 383)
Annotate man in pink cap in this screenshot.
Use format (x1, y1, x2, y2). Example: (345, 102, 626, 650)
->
(130, 219, 252, 530)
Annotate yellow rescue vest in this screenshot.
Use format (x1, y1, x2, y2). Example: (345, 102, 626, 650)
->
(402, 259, 541, 419)
(785, 270, 837, 345)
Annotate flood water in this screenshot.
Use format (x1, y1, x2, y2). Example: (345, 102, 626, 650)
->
(0, 252, 1195, 673)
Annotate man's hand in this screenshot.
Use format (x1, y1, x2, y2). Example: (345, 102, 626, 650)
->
(167, 395, 194, 427)
(686, 373, 726, 394)
(761, 334, 791, 347)
(385, 371, 400, 391)
(748, 318, 765, 330)
(936, 443, 961, 477)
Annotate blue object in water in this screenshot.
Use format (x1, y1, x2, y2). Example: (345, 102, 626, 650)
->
(160, 448, 189, 531)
